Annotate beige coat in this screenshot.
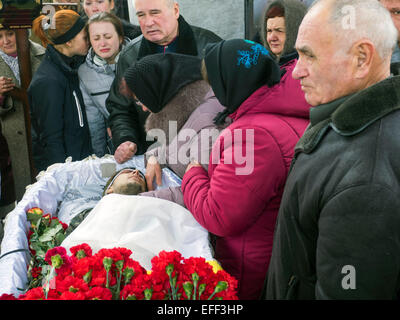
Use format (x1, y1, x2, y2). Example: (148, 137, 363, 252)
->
(0, 40, 45, 201)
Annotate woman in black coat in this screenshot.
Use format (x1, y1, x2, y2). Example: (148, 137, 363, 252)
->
(28, 10, 92, 173)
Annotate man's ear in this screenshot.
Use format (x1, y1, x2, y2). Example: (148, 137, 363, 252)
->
(351, 40, 374, 79)
(173, 2, 180, 18)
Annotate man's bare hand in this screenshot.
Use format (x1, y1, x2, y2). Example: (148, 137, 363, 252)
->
(114, 141, 137, 164)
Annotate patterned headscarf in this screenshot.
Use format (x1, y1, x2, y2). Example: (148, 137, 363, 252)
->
(204, 39, 281, 124)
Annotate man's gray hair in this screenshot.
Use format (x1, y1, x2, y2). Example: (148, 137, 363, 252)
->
(312, 0, 398, 60)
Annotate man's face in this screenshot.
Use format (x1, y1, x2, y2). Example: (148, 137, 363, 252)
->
(134, 0, 179, 46)
(266, 16, 286, 57)
(292, 7, 357, 106)
(108, 169, 147, 194)
(381, 0, 400, 43)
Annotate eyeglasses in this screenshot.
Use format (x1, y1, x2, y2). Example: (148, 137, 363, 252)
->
(119, 168, 146, 181)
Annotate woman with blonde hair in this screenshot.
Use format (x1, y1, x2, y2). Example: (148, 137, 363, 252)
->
(28, 10, 92, 173)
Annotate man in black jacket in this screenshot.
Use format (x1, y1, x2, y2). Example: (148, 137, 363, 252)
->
(264, 0, 400, 299)
(106, 0, 222, 163)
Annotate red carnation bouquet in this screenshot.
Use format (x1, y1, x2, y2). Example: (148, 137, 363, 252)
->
(0, 207, 238, 300)
(25, 207, 69, 290)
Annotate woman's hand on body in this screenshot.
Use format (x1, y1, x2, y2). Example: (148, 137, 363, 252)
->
(185, 160, 202, 173)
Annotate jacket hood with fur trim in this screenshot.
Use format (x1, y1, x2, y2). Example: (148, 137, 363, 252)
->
(260, 0, 307, 61)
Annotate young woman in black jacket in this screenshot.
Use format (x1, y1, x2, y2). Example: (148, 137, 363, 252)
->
(29, 10, 93, 173)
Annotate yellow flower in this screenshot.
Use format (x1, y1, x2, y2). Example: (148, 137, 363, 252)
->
(207, 260, 223, 273)
(26, 207, 44, 225)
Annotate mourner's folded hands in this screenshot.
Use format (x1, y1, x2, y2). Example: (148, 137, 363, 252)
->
(0, 77, 15, 95)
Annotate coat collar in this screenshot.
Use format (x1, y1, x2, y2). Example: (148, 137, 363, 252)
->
(137, 15, 198, 59)
(295, 76, 400, 155)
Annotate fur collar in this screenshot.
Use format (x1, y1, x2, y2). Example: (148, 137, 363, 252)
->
(295, 76, 400, 155)
(145, 80, 210, 143)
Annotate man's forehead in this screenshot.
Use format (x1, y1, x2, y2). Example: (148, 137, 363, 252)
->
(295, 10, 336, 54)
(135, 0, 168, 8)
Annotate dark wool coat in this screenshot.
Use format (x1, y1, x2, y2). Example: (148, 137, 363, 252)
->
(106, 15, 222, 155)
(264, 76, 400, 300)
(28, 45, 92, 173)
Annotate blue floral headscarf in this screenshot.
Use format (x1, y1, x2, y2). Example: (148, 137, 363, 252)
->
(204, 39, 281, 125)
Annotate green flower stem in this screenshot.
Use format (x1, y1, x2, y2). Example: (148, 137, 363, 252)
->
(208, 281, 228, 300)
(198, 283, 206, 300)
(168, 274, 178, 300)
(115, 269, 123, 300)
(192, 273, 199, 300)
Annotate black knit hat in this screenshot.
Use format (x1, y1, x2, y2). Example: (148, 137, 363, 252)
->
(123, 53, 203, 113)
(204, 39, 281, 124)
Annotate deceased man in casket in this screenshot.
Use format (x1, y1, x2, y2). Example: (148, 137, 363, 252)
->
(0, 157, 213, 296)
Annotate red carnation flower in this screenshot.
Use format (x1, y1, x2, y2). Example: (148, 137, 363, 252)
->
(56, 275, 89, 293)
(113, 247, 132, 261)
(150, 250, 182, 280)
(18, 287, 59, 300)
(59, 291, 86, 300)
(45, 247, 72, 276)
(90, 269, 117, 288)
(122, 259, 146, 283)
(0, 293, 17, 300)
(60, 221, 68, 231)
(31, 267, 42, 278)
(70, 243, 92, 260)
(211, 270, 239, 300)
(120, 283, 145, 300)
(85, 287, 113, 300)
(19, 287, 45, 300)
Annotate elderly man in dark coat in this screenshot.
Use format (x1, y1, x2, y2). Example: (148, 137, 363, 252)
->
(264, 0, 400, 300)
(105, 0, 222, 163)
